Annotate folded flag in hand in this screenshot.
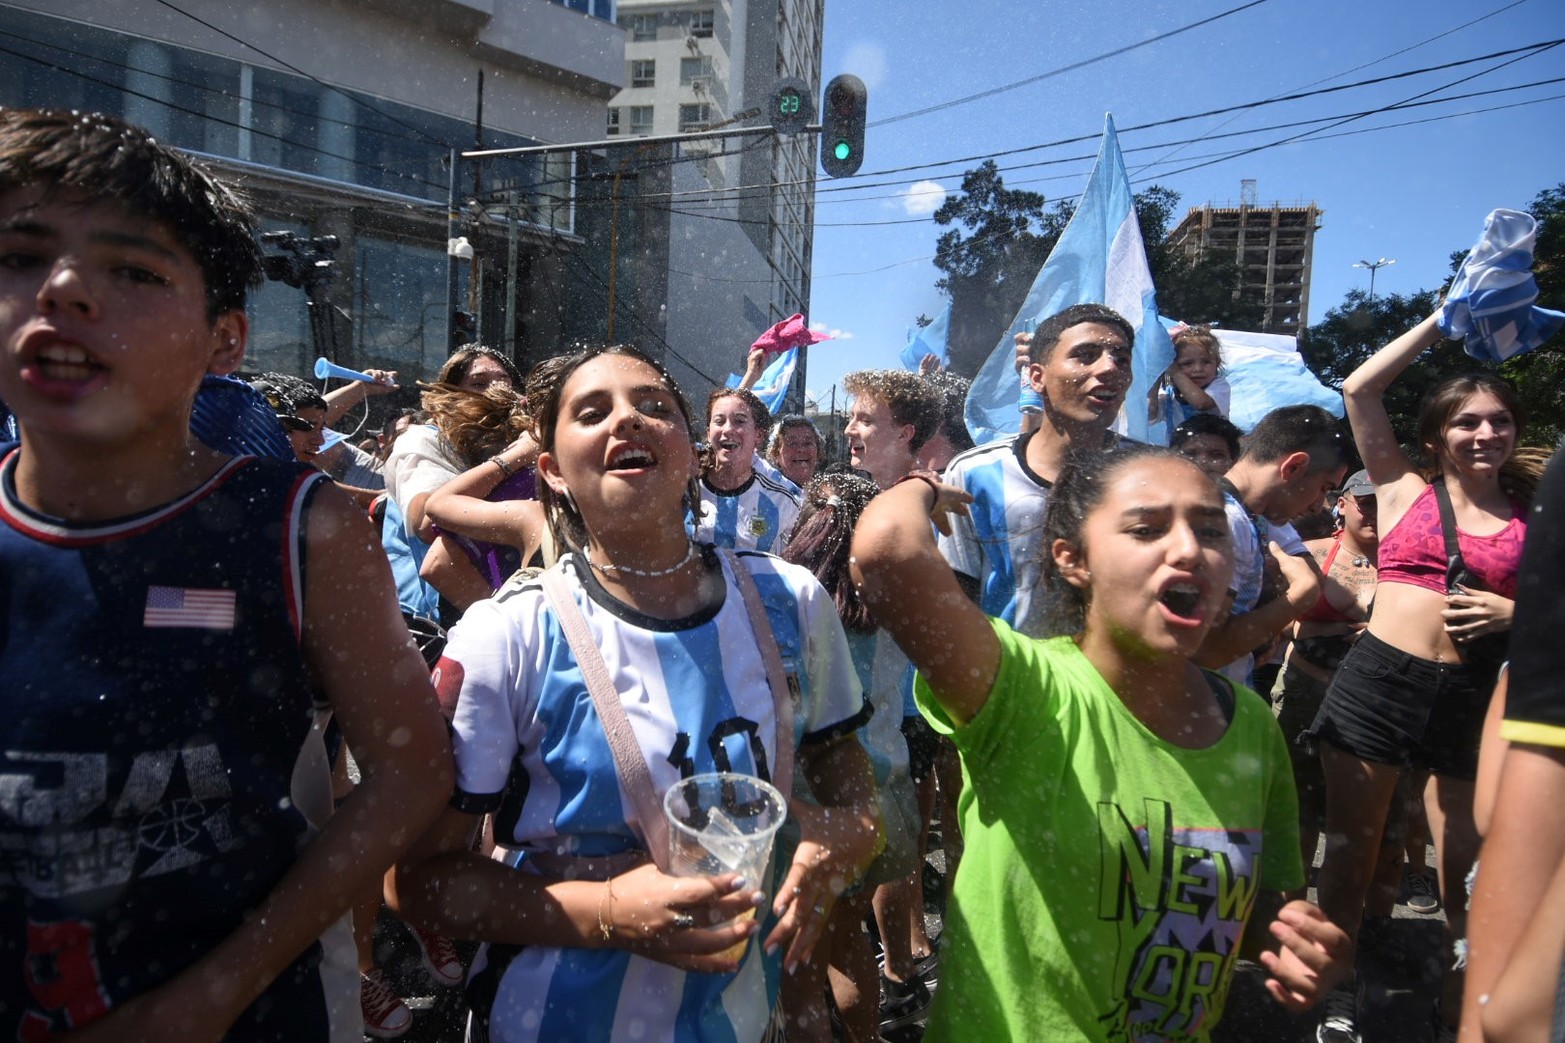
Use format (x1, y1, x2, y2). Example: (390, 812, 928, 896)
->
(1439, 208, 1564, 363)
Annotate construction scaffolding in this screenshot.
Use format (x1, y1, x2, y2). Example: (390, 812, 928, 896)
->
(1169, 186, 1324, 335)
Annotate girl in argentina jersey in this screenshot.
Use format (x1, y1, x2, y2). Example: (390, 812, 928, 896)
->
(393, 345, 881, 1043)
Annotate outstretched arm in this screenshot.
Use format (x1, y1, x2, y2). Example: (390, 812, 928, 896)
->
(1341, 313, 1443, 503)
(850, 477, 998, 724)
(322, 369, 398, 427)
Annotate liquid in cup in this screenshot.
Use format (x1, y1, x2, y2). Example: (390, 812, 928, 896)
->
(662, 772, 787, 962)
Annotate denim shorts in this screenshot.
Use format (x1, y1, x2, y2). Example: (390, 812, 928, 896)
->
(1309, 631, 1489, 780)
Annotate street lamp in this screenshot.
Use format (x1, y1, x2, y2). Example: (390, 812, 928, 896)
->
(1352, 257, 1396, 301)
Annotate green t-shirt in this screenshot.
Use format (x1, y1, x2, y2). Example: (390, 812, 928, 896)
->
(916, 621, 1303, 1042)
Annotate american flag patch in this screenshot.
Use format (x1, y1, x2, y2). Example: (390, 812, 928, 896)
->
(143, 586, 237, 630)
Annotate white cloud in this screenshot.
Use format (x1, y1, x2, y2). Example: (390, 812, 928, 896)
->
(810, 322, 855, 341)
(900, 180, 948, 217)
(840, 42, 888, 92)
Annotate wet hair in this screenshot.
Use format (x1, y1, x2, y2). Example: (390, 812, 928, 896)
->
(705, 387, 772, 440)
(1038, 443, 1216, 637)
(1414, 372, 1543, 502)
(249, 372, 326, 429)
(767, 413, 824, 468)
(1172, 325, 1224, 374)
(526, 344, 697, 554)
(920, 369, 976, 453)
(1240, 404, 1350, 475)
(843, 369, 943, 453)
(779, 471, 879, 633)
(1027, 304, 1135, 364)
(0, 108, 262, 320)
(1171, 413, 1242, 459)
(436, 344, 523, 390)
(419, 382, 531, 464)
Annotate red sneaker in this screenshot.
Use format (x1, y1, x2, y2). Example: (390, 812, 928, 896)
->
(360, 968, 413, 1039)
(411, 925, 465, 987)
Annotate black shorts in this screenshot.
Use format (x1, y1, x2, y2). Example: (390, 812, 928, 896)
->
(1308, 631, 1489, 780)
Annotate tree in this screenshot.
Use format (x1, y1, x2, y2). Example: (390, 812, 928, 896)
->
(931, 161, 1060, 375)
(1302, 182, 1565, 448)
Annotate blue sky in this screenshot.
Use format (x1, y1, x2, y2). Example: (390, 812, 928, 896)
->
(798, 0, 1565, 405)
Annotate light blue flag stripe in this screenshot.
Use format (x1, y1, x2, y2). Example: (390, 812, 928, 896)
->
(1439, 208, 1565, 363)
(964, 114, 1174, 446)
(899, 302, 952, 371)
(725, 347, 798, 414)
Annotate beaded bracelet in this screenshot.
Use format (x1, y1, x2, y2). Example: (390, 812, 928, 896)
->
(490, 454, 515, 479)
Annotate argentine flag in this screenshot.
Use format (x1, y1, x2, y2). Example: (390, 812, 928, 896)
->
(726, 347, 797, 414)
(965, 114, 1174, 445)
(900, 302, 952, 371)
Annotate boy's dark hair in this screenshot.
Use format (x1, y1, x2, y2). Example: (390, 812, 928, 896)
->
(1028, 304, 1135, 364)
(705, 387, 772, 438)
(843, 369, 943, 452)
(249, 372, 326, 430)
(0, 108, 262, 319)
(1240, 404, 1349, 474)
(779, 472, 879, 633)
(1039, 443, 1215, 636)
(1171, 413, 1242, 459)
(922, 370, 976, 453)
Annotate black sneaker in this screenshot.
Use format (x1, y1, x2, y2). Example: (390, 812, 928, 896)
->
(1404, 872, 1442, 914)
(1315, 980, 1361, 1043)
(879, 974, 931, 1031)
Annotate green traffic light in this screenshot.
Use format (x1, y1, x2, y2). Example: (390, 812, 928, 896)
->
(833, 140, 851, 161)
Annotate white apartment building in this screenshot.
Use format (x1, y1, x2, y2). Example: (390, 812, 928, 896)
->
(608, 0, 821, 404)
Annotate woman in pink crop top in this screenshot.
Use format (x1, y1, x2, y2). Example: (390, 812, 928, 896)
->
(1308, 311, 1544, 1040)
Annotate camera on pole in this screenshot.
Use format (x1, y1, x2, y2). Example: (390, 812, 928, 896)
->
(819, 74, 867, 178)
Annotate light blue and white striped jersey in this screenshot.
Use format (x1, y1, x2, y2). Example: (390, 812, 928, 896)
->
(692, 463, 802, 552)
(1221, 490, 1305, 685)
(936, 432, 1054, 636)
(845, 629, 921, 883)
(440, 547, 867, 1043)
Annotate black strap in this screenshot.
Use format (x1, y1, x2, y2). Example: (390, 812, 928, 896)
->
(1218, 477, 1268, 550)
(1431, 479, 1477, 593)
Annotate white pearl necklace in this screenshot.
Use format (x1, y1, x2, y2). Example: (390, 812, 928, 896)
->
(585, 542, 699, 578)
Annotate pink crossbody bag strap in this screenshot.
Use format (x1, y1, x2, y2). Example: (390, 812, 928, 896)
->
(539, 567, 672, 870)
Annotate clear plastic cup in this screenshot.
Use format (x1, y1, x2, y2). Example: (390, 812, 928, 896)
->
(662, 772, 787, 960)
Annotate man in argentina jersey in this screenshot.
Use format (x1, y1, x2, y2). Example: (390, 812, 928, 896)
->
(938, 305, 1136, 636)
(434, 547, 868, 1043)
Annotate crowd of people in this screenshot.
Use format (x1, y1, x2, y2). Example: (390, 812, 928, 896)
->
(1, 105, 1562, 1043)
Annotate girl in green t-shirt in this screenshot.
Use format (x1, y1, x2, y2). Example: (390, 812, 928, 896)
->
(850, 443, 1351, 1041)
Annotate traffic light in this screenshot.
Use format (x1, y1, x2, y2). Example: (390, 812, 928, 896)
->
(769, 76, 813, 137)
(819, 74, 867, 178)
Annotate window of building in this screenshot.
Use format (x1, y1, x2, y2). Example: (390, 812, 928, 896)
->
(624, 12, 657, 40)
(630, 59, 656, 87)
(606, 108, 621, 135)
(678, 104, 712, 131)
(679, 56, 713, 86)
(549, 0, 616, 22)
(689, 10, 714, 37)
(629, 106, 654, 135)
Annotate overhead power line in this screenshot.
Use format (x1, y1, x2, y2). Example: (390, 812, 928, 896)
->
(870, 0, 1276, 128)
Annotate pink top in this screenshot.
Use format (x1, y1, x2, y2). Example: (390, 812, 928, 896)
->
(1376, 482, 1525, 600)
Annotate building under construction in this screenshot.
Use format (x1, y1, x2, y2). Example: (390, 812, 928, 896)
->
(1169, 181, 1324, 336)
